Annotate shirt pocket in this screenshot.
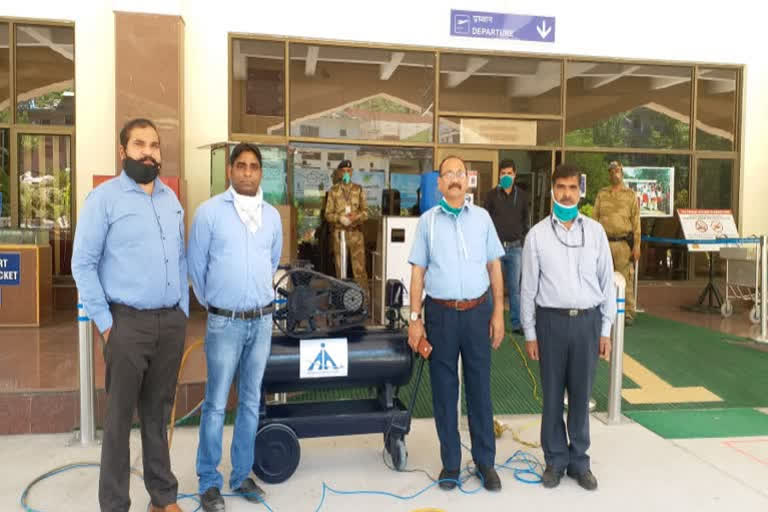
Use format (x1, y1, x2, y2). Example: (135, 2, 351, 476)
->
(159, 208, 183, 248)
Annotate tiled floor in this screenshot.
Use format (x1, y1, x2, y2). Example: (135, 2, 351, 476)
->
(1, 279, 766, 395)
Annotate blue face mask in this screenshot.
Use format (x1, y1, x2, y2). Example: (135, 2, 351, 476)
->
(499, 175, 514, 189)
(439, 198, 462, 216)
(552, 197, 579, 222)
(342, 173, 351, 184)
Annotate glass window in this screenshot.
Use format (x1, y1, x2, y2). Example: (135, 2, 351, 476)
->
(289, 44, 434, 142)
(696, 158, 734, 211)
(231, 39, 285, 135)
(0, 128, 9, 227)
(18, 134, 72, 229)
(566, 62, 691, 149)
(1, 23, 9, 123)
(696, 68, 737, 151)
(566, 151, 690, 280)
(15, 25, 74, 125)
(18, 134, 72, 276)
(289, 143, 432, 244)
(439, 117, 560, 146)
(439, 54, 561, 115)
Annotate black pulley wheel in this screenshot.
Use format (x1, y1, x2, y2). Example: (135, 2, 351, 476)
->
(252, 423, 301, 484)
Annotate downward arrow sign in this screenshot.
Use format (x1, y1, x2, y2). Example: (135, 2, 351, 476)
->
(537, 20, 552, 39)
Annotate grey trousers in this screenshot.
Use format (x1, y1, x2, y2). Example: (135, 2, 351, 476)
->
(535, 306, 600, 473)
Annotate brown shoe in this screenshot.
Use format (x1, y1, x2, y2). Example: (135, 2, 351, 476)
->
(150, 504, 182, 512)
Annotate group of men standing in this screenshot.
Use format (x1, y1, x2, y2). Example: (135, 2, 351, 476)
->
(406, 155, 640, 492)
(73, 119, 281, 512)
(72, 118, 639, 511)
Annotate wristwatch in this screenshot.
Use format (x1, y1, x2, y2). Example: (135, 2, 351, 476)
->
(410, 311, 422, 322)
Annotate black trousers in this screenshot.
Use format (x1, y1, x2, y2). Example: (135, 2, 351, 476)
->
(99, 303, 186, 512)
(425, 295, 495, 470)
(536, 306, 600, 473)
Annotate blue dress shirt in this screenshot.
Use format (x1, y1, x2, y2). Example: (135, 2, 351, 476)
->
(71, 171, 189, 333)
(187, 188, 282, 312)
(408, 204, 505, 300)
(521, 214, 616, 341)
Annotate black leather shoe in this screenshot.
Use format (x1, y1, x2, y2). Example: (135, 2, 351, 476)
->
(438, 468, 460, 490)
(200, 487, 225, 512)
(233, 477, 265, 503)
(476, 465, 501, 491)
(541, 465, 564, 488)
(567, 468, 598, 490)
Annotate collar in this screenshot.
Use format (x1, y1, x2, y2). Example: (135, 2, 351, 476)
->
(438, 199, 470, 217)
(118, 170, 165, 195)
(551, 213, 584, 230)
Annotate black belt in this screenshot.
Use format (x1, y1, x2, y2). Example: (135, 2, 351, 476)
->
(208, 304, 274, 320)
(537, 306, 598, 317)
(110, 302, 180, 313)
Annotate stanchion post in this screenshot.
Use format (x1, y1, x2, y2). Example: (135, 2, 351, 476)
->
(73, 296, 98, 445)
(607, 272, 626, 425)
(339, 230, 348, 280)
(761, 235, 767, 341)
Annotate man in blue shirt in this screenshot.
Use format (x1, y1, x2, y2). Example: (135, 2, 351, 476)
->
(188, 143, 282, 512)
(521, 163, 616, 491)
(407, 156, 506, 492)
(72, 118, 189, 512)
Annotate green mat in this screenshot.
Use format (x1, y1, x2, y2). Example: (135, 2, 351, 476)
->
(626, 408, 768, 439)
(290, 314, 768, 417)
(177, 313, 768, 426)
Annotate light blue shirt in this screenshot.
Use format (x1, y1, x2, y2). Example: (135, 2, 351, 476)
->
(521, 214, 616, 341)
(408, 204, 505, 300)
(188, 188, 282, 311)
(72, 171, 189, 333)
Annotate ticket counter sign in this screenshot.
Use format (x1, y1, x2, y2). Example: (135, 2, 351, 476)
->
(678, 209, 739, 252)
(0, 253, 21, 285)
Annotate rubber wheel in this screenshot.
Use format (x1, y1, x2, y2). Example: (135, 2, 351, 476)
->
(750, 305, 761, 325)
(386, 434, 408, 471)
(721, 301, 734, 318)
(252, 423, 300, 484)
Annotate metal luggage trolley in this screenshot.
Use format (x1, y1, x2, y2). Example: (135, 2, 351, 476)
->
(720, 246, 762, 324)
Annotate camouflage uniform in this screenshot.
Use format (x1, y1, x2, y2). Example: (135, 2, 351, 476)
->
(325, 182, 369, 293)
(593, 186, 641, 320)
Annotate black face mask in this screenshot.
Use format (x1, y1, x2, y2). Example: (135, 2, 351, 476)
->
(123, 156, 160, 184)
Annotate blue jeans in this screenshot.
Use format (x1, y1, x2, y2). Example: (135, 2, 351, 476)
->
(196, 313, 272, 493)
(501, 246, 522, 329)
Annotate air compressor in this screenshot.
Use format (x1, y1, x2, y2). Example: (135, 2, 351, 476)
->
(251, 265, 422, 484)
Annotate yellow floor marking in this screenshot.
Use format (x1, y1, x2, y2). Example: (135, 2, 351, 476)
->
(621, 354, 723, 404)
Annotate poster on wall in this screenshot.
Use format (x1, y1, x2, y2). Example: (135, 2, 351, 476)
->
(390, 173, 421, 211)
(678, 209, 740, 252)
(622, 166, 674, 218)
(260, 147, 287, 204)
(467, 170, 478, 188)
(352, 170, 386, 210)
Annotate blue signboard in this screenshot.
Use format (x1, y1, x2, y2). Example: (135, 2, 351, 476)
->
(450, 9, 556, 43)
(0, 253, 21, 286)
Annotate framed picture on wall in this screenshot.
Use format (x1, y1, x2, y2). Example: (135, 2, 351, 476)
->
(623, 166, 675, 218)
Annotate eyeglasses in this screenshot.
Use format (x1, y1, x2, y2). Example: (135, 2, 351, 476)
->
(440, 170, 467, 181)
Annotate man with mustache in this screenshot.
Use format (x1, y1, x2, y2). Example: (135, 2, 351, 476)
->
(592, 161, 640, 325)
(407, 156, 506, 492)
(72, 118, 189, 512)
(188, 143, 282, 512)
(522, 163, 615, 491)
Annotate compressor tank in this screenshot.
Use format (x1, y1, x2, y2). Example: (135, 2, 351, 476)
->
(262, 326, 412, 393)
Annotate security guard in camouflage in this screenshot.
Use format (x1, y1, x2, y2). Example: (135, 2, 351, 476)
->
(325, 160, 369, 294)
(593, 161, 641, 325)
